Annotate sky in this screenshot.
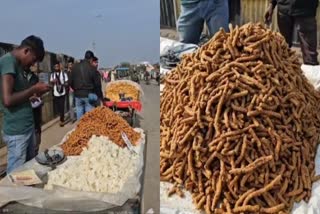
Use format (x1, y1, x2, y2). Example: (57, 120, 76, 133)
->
(0, 0, 159, 67)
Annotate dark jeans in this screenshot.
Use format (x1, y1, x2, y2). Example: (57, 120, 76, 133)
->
(277, 12, 319, 65)
(54, 95, 66, 122)
(33, 107, 42, 155)
(35, 128, 41, 155)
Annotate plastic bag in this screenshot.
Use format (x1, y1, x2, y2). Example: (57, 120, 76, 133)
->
(301, 64, 320, 91)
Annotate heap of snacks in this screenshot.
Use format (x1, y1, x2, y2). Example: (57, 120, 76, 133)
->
(61, 107, 141, 156)
(105, 80, 141, 101)
(160, 23, 320, 213)
(46, 135, 141, 193)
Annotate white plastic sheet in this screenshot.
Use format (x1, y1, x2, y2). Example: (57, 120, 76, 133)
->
(160, 37, 182, 56)
(159, 37, 320, 214)
(301, 64, 320, 91)
(0, 128, 145, 212)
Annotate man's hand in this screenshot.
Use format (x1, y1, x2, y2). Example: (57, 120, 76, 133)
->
(264, 4, 274, 25)
(32, 82, 51, 95)
(2, 74, 48, 108)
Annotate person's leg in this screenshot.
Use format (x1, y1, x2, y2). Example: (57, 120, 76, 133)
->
(205, 0, 229, 36)
(69, 92, 75, 122)
(3, 130, 33, 174)
(53, 96, 59, 116)
(57, 96, 64, 124)
(61, 95, 66, 122)
(177, 2, 204, 44)
(75, 97, 86, 120)
(277, 12, 294, 47)
(296, 16, 319, 65)
(75, 97, 81, 120)
(84, 98, 94, 115)
(66, 91, 70, 113)
(34, 128, 41, 155)
(26, 129, 36, 161)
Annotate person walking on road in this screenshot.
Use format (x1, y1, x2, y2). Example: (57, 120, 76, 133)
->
(69, 50, 100, 120)
(264, 0, 319, 65)
(91, 56, 103, 107)
(66, 58, 76, 123)
(110, 70, 116, 82)
(0, 35, 50, 174)
(50, 60, 68, 127)
(177, 0, 229, 44)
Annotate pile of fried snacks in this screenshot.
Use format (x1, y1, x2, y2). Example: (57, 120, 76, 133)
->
(61, 107, 141, 156)
(105, 80, 141, 101)
(160, 23, 320, 213)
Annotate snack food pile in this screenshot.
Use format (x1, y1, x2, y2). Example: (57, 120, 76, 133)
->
(160, 23, 320, 213)
(61, 107, 141, 156)
(105, 80, 141, 101)
(46, 135, 141, 193)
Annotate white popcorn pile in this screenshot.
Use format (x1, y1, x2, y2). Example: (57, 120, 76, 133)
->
(45, 135, 141, 193)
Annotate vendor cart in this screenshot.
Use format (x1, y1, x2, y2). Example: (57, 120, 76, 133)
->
(103, 100, 142, 127)
(104, 80, 143, 127)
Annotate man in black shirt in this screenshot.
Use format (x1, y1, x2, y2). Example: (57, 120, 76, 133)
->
(265, 0, 319, 65)
(69, 50, 100, 120)
(91, 56, 103, 107)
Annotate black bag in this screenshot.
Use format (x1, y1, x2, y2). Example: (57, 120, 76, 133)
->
(56, 84, 64, 94)
(54, 72, 65, 94)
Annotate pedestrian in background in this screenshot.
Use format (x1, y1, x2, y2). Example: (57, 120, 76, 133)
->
(66, 58, 76, 123)
(69, 50, 100, 120)
(50, 60, 68, 127)
(91, 56, 103, 107)
(264, 0, 319, 65)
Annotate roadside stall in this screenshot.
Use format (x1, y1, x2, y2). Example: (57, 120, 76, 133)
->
(104, 80, 143, 127)
(0, 107, 147, 213)
(160, 23, 320, 214)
